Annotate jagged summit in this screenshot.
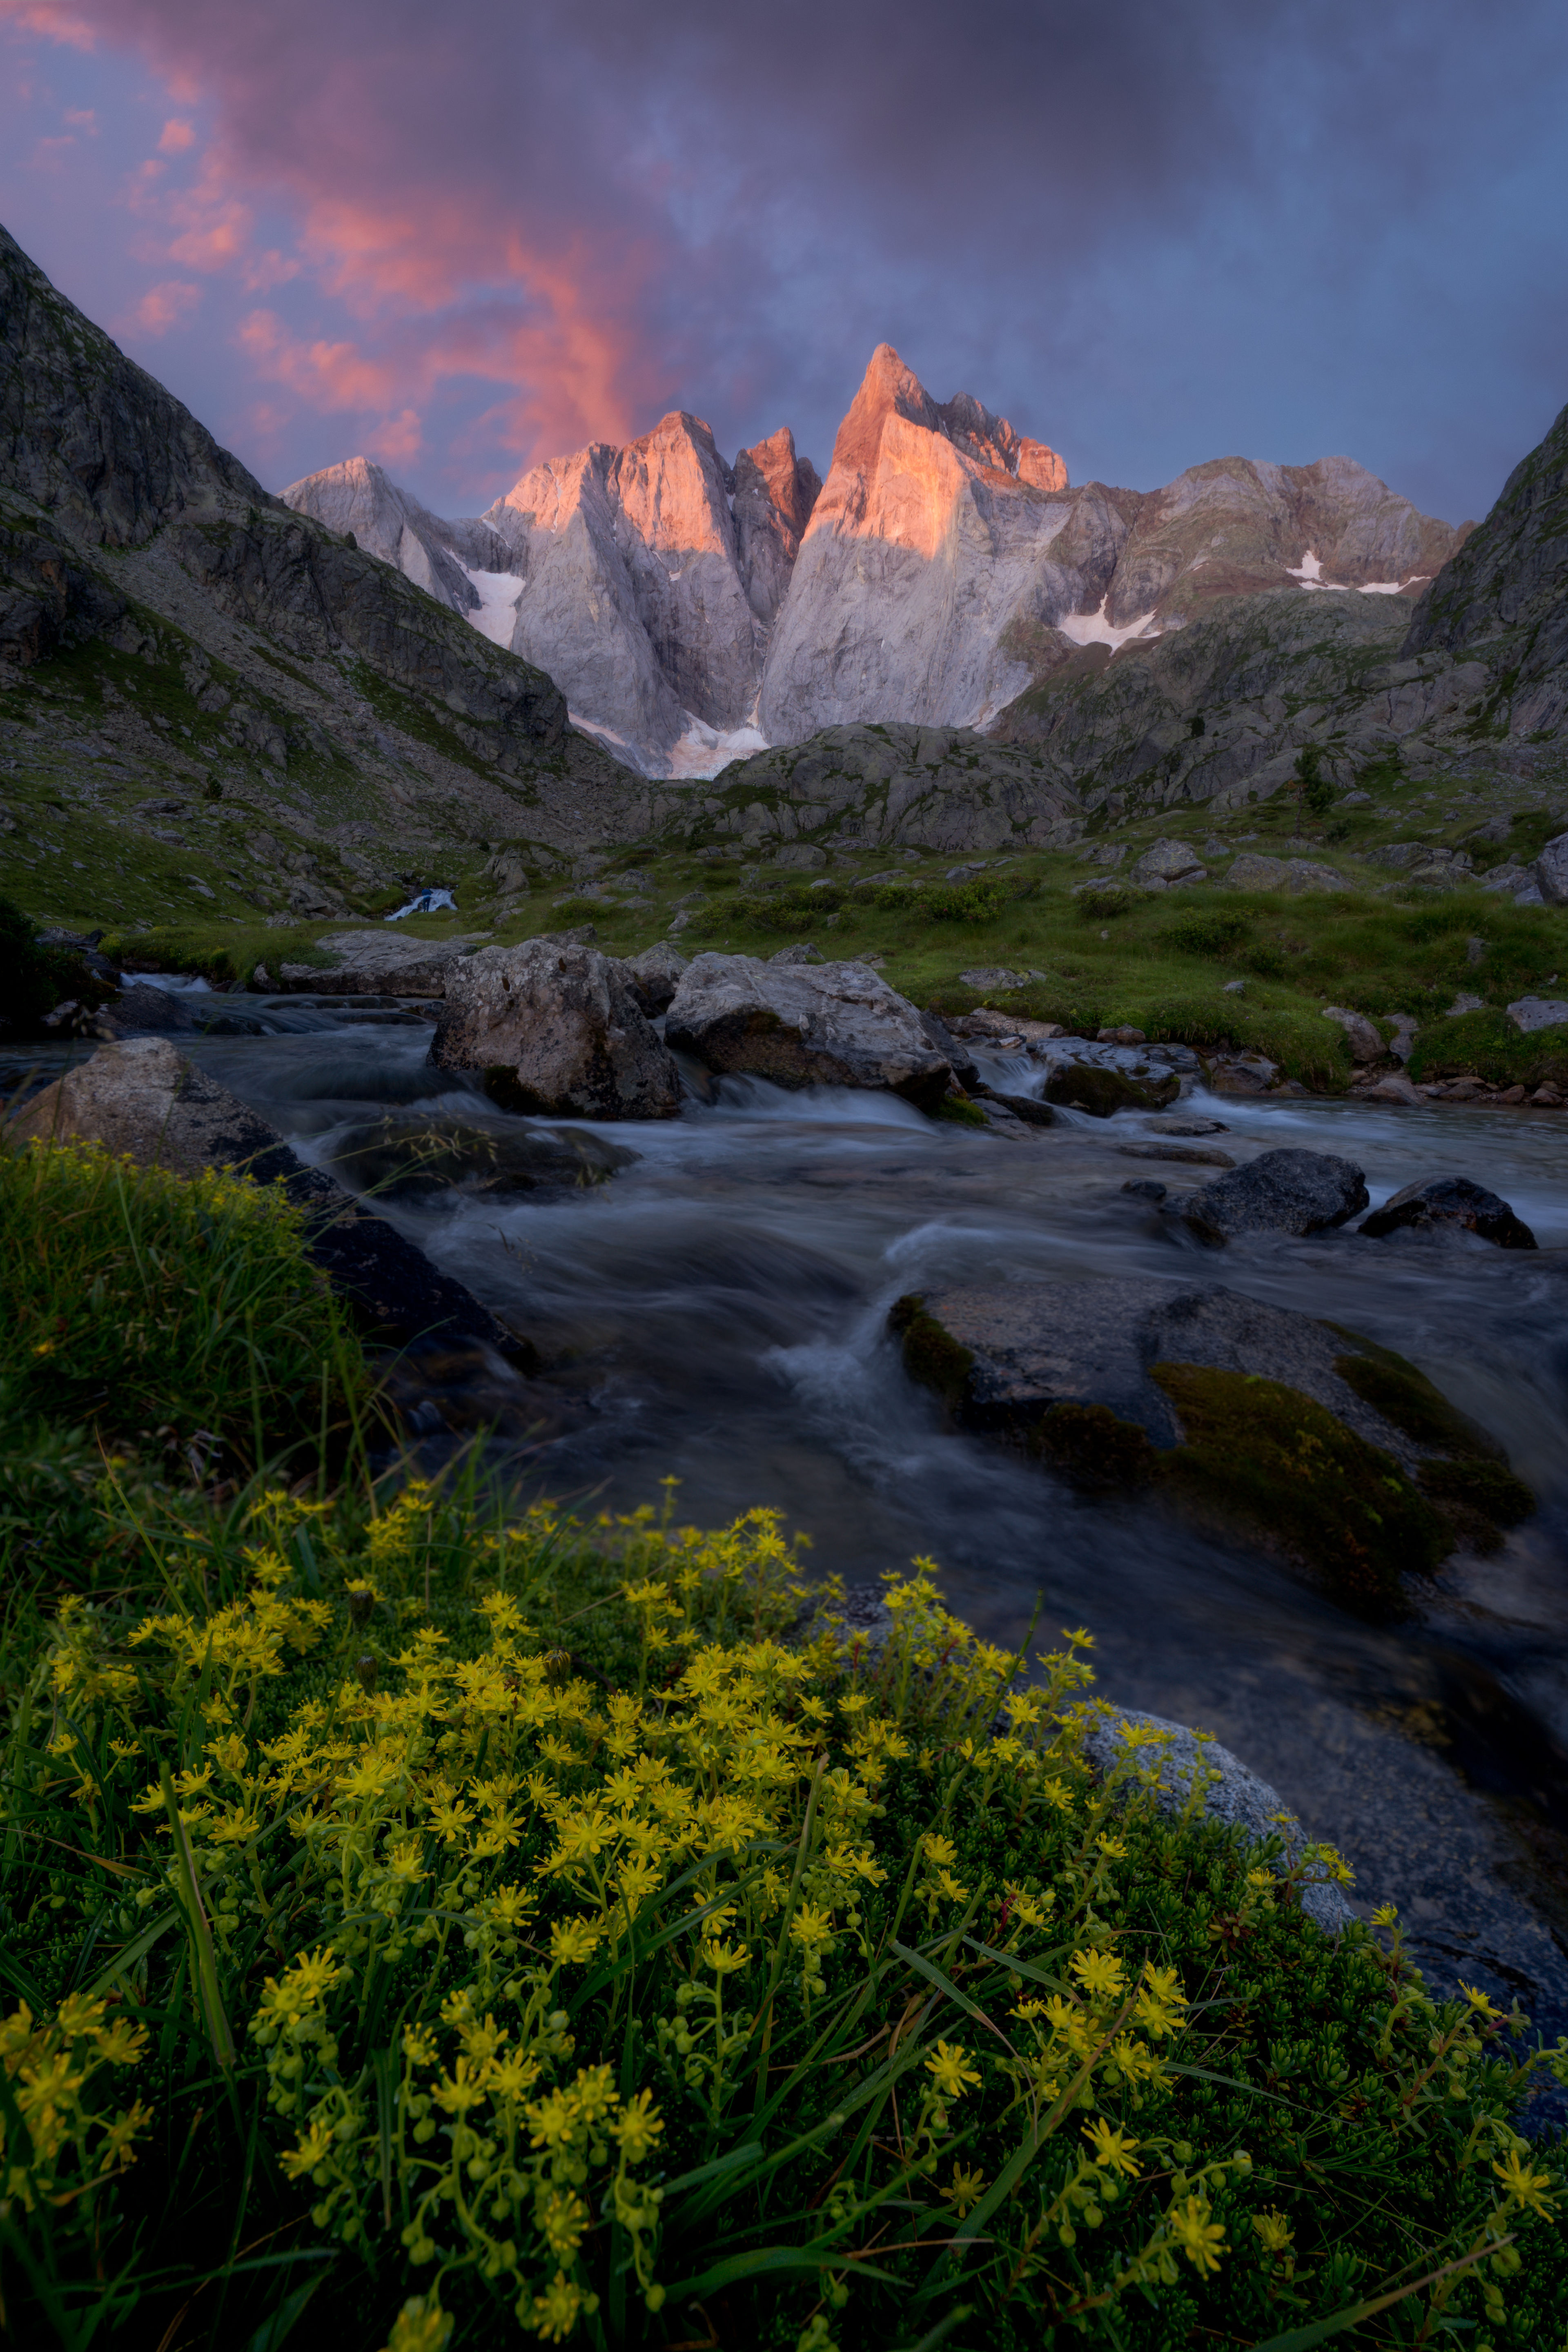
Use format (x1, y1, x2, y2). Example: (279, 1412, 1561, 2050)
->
(283, 341, 1468, 776)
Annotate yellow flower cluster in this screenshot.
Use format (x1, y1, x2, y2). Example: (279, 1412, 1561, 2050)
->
(0, 1994, 150, 2214)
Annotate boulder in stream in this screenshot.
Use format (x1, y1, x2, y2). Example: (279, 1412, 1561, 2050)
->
(890, 1276, 1534, 1609)
(1361, 1175, 1537, 1250)
(429, 941, 681, 1120)
(1183, 1147, 1368, 1242)
(322, 1112, 636, 1198)
(664, 953, 953, 1110)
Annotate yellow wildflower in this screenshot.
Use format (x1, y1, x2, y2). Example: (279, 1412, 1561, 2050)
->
(1168, 2195, 1226, 2276)
(924, 2040, 981, 2099)
(1083, 2117, 1141, 2178)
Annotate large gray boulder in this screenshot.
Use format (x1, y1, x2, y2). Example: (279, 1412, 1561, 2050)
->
(664, 952, 953, 1109)
(1506, 994, 1568, 1033)
(428, 940, 680, 1120)
(1183, 1147, 1368, 1242)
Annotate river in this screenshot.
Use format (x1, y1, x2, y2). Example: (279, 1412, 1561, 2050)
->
(29, 992, 1568, 2058)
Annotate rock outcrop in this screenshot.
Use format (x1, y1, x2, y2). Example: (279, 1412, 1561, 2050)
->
(1401, 397, 1568, 739)
(891, 1276, 1532, 1605)
(0, 218, 652, 928)
(428, 940, 681, 1119)
(698, 721, 1083, 858)
(664, 952, 953, 1109)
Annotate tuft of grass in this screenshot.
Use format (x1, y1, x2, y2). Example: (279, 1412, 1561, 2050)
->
(0, 1139, 363, 1471)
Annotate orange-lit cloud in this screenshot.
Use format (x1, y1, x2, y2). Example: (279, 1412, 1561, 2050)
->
(122, 275, 198, 333)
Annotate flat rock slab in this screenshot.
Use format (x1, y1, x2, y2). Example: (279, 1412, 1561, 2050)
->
(1183, 1146, 1368, 1241)
(9, 1039, 511, 1354)
(891, 1277, 1413, 1458)
(665, 952, 953, 1109)
(1361, 1175, 1537, 1249)
(1506, 994, 1568, 1033)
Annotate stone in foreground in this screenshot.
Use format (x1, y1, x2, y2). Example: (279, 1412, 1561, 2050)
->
(622, 942, 688, 1016)
(1360, 1176, 1537, 1250)
(322, 1113, 637, 1199)
(664, 953, 952, 1110)
(1183, 1147, 1368, 1242)
(429, 942, 681, 1120)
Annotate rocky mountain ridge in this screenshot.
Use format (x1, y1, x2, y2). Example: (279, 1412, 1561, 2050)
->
(0, 218, 675, 933)
(286, 342, 1465, 777)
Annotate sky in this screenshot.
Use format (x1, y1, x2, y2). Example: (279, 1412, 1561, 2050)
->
(3, 0, 1568, 530)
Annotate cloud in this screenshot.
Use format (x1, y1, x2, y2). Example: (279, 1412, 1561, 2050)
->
(3, 0, 1567, 520)
(156, 114, 192, 150)
(122, 274, 198, 333)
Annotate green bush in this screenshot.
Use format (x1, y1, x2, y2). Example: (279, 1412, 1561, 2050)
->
(1156, 911, 1250, 960)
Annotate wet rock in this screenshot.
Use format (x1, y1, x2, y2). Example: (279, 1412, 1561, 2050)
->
(1183, 1147, 1368, 1243)
(1361, 1176, 1537, 1250)
(1322, 1005, 1387, 1063)
(622, 942, 688, 1016)
(1121, 1177, 1167, 1202)
(8, 1039, 512, 1350)
(665, 952, 953, 1110)
(920, 1011, 980, 1090)
(1204, 1051, 1281, 1095)
(1097, 1024, 1147, 1045)
(1041, 1056, 1179, 1117)
(429, 940, 680, 1121)
(981, 1089, 1059, 1128)
(1535, 831, 1568, 905)
(1506, 994, 1568, 1033)
(891, 1276, 1529, 1606)
(1358, 1071, 1425, 1105)
(321, 1112, 637, 1199)
(1081, 1708, 1354, 1935)
(90, 982, 200, 1038)
(1115, 1140, 1235, 1168)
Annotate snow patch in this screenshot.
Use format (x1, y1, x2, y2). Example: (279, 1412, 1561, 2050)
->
(662, 715, 770, 780)
(1058, 597, 1160, 651)
(461, 564, 524, 647)
(1287, 550, 1426, 597)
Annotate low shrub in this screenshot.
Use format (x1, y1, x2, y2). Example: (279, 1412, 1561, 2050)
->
(1156, 911, 1250, 960)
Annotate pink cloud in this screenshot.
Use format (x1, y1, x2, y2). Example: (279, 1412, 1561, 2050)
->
(0, 2, 98, 51)
(62, 103, 96, 127)
(122, 275, 199, 334)
(236, 308, 403, 412)
(156, 114, 193, 150)
(365, 407, 423, 468)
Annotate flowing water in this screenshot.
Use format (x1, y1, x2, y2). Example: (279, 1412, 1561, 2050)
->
(23, 999, 1568, 2043)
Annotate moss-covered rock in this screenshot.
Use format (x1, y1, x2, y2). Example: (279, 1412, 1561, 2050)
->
(1041, 1062, 1178, 1116)
(1150, 1362, 1449, 1611)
